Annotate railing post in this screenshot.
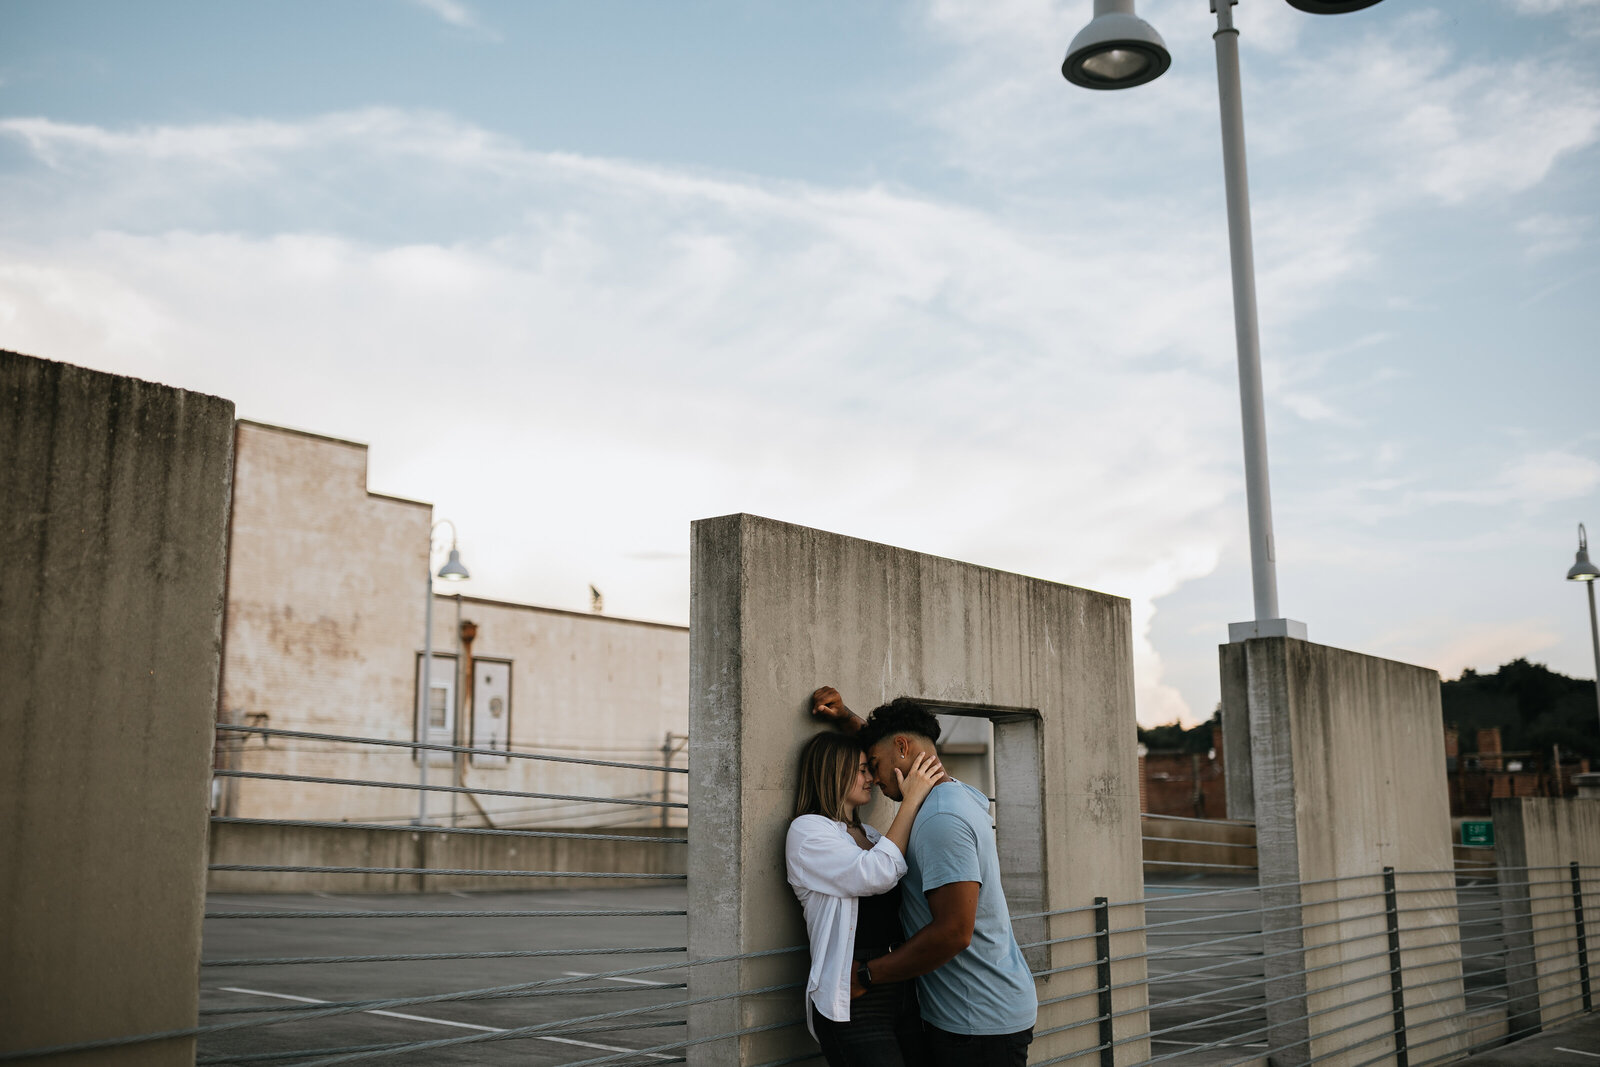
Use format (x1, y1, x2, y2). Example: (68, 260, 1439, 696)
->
(1095, 895, 1115, 1067)
(1382, 867, 1410, 1067)
(1573, 861, 1593, 1013)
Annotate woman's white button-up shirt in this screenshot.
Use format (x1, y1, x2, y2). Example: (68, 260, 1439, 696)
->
(785, 814, 907, 1032)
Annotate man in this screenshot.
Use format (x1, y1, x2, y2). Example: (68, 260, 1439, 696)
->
(811, 686, 1037, 1065)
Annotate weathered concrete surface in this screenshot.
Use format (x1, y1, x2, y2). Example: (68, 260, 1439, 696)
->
(1491, 797, 1600, 1036)
(1221, 638, 1465, 1067)
(688, 514, 1148, 1065)
(207, 820, 687, 892)
(0, 351, 235, 1064)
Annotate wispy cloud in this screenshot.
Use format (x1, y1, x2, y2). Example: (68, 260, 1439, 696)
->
(406, 0, 499, 41)
(1422, 451, 1600, 508)
(1516, 212, 1592, 259)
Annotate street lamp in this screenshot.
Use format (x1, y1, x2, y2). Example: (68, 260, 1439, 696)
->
(418, 519, 470, 826)
(1567, 523, 1600, 734)
(1062, 0, 1385, 642)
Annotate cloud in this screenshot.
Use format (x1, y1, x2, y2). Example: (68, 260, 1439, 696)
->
(1516, 212, 1592, 259)
(406, 0, 498, 39)
(1423, 451, 1600, 509)
(0, 108, 1257, 724)
(1375, 619, 1564, 681)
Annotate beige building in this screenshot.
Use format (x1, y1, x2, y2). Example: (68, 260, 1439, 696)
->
(215, 421, 689, 830)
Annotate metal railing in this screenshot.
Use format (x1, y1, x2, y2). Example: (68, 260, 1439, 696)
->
(2, 724, 1593, 1066)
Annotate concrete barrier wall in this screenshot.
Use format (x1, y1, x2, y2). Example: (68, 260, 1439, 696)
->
(1140, 815, 1257, 877)
(688, 514, 1148, 1066)
(1491, 797, 1600, 1034)
(0, 351, 235, 1065)
(207, 821, 687, 892)
(1222, 637, 1466, 1067)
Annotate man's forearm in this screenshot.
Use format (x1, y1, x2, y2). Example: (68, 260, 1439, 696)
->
(864, 921, 966, 985)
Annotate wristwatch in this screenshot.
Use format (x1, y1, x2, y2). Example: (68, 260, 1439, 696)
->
(856, 961, 874, 990)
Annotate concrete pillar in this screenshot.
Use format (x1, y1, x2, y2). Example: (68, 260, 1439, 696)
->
(687, 514, 1148, 1065)
(0, 351, 235, 1064)
(1491, 797, 1600, 1036)
(1221, 638, 1467, 1067)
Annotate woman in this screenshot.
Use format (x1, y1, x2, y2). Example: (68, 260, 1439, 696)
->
(786, 730, 943, 1065)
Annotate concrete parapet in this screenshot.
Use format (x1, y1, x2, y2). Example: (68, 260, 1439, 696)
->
(0, 351, 235, 1064)
(1139, 815, 1256, 876)
(1491, 797, 1600, 1036)
(207, 820, 687, 892)
(687, 514, 1148, 1065)
(1221, 637, 1466, 1066)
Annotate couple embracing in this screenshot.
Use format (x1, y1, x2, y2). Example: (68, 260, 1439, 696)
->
(786, 687, 1036, 1066)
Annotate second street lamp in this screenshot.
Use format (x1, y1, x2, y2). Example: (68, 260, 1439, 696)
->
(1567, 523, 1600, 736)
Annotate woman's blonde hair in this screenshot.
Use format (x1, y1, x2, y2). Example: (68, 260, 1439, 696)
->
(794, 732, 865, 826)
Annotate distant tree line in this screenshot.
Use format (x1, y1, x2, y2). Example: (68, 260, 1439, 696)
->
(1135, 660, 1598, 761)
(1138, 708, 1220, 754)
(1443, 658, 1598, 761)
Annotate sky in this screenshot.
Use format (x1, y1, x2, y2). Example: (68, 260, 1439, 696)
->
(2, 0, 1598, 727)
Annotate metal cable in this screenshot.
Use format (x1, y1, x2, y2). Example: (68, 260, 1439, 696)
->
(216, 723, 689, 774)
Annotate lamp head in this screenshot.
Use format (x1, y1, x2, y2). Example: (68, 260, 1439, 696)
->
(1285, 0, 1386, 12)
(1062, 7, 1171, 90)
(1569, 524, 1600, 582)
(437, 547, 470, 582)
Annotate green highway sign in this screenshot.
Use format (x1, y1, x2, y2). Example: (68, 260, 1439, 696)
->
(1461, 821, 1494, 848)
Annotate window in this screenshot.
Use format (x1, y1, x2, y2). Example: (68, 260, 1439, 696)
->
(414, 652, 457, 765)
(928, 700, 1049, 972)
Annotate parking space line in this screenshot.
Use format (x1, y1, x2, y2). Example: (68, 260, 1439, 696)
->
(561, 971, 673, 987)
(1556, 1050, 1600, 1060)
(216, 986, 674, 1059)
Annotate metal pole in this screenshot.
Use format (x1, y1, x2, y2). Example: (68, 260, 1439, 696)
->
(418, 556, 433, 827)
(1212, 0, 1280, 623)
(1587, 579, 1600, 734)
(1094, 896, 1114, 1067)
(1382, 867, 1410, 1067)
(1573, 860, 1593, 1013)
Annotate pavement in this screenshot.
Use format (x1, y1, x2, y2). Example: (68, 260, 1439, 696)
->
(1456, 1012, 1600, 1065)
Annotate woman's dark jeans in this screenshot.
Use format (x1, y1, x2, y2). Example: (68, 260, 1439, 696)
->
(809, 980, 929, 1067)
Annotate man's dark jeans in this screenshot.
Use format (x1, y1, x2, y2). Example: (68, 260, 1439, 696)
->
(923, 1021, 1034, 1067)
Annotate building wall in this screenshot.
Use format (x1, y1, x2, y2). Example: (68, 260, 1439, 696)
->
(688, 514, 1149, 1066)
(218, 421, 689, 838)
(1222, 637, 1467, 1066)
(1491, 797, 1600, 1033)
(1, 351, 235, 1064)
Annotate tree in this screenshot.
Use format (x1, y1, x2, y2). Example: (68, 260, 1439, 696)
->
(1442, 659, 1598, 760)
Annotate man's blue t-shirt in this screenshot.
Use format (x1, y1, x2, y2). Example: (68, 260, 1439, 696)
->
(900, 780, 1037, 1035)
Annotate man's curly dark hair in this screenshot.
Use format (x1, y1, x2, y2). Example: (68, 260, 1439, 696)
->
(856, 696, 942, 751)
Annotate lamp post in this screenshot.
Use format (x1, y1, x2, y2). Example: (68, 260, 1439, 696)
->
(1567, 523, 1600, 734)
(418, 519, 470, 826)
(1063, 0, 1385, 641)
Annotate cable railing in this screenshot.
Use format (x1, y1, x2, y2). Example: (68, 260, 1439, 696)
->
(4, 722, 1593, 1066)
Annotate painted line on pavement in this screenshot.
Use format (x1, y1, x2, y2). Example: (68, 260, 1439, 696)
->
(217, 986, 674, 1059)
(562, 971, 673, 987)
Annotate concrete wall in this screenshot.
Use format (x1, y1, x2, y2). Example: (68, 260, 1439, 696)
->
(1221, 637, 1466, 1067)
(0, 351, 235, 1064)
(1140, 815, 1257, 876)
(208, 820, 686, 893)
(219, 421, 689, 834)
(688, 514, 1148, 1066)
(1491, 797, 1600, 1035)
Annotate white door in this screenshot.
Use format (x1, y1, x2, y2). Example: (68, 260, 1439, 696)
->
(472, 660, 512, 767)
